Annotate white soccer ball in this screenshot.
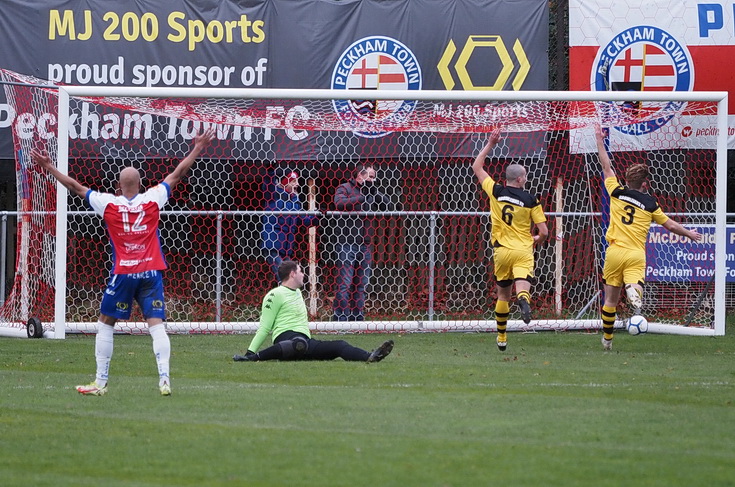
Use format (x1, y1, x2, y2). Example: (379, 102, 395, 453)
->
(627, 315, 649, 336)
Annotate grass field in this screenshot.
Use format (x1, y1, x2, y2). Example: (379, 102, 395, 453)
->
(2, 324, 734, 487)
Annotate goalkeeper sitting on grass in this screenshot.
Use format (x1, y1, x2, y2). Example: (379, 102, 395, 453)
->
(233, 260, 393, 363)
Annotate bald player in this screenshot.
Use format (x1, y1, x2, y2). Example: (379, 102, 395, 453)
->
(472, 128, 548, 352)
(31, 128, 215, 395)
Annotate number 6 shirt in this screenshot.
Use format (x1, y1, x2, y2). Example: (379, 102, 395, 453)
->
(482, 177, 546, 252)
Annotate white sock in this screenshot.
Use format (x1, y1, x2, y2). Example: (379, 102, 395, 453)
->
(149, 323, 171, 386)
(95, 322, 114, 387)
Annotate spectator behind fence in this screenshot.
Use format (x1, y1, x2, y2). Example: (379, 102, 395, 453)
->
(332, 164, 387, 321)
(262, 170, 318, 284)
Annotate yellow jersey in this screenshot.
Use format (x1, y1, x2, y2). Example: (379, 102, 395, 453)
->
(604, 176, 669, 251)
(482, 177, 546, 252)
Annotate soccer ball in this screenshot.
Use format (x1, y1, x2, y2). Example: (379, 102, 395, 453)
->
(627, 315, 648, 335)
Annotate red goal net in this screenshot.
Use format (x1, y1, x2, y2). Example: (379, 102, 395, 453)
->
(0, 69, 722, 335)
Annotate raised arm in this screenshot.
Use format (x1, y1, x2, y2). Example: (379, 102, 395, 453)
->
(31, 149, 89, 198)
(662, 219, 702, 242)
(472, 128, 501, 184)
(163, 128, 216, 189)
(595, 125, 615, 180)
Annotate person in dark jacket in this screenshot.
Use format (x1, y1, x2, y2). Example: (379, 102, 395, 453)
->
(262, 171, 317, 283)
(332, 164, 386, 321)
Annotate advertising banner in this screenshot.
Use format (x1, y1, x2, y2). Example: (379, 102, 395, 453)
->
(0, 0, 549, 158)
(569, 0, 735, 149)
(646, 225, 733, 282)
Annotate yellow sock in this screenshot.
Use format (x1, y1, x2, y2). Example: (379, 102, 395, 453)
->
(602, 305, 616, 340)
(495, 300, 509, 341)
(517, 290, 531, 304)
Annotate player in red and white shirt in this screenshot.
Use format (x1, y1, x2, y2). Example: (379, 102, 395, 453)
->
(88, 179, 170, 274)
(31, 128, 215, 396)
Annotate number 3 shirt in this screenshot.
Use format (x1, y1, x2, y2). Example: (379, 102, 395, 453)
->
(604, 176, 669, 251)
(482, 177, 546, 252)
(86, 183, 171, 274)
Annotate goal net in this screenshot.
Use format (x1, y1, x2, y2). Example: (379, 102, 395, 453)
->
(0, 69, 727, 337)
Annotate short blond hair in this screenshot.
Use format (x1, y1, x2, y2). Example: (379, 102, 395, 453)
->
(625, 164, 649, 190)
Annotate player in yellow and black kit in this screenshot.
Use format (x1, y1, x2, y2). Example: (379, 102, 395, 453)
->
(595, 126, 702, 350)
(473, 128, 548, 351)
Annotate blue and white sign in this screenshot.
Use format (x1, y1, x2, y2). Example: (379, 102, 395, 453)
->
(646, 225, 733, 282)
(331, 36, 422, 138)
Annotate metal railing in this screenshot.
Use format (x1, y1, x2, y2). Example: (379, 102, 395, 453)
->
(2, 209, 733, 313)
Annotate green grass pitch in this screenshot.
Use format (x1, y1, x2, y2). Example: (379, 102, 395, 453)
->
(2, 323, 734, 487)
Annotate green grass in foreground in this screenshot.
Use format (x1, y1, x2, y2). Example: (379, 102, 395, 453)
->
(1, 327, 735, 487)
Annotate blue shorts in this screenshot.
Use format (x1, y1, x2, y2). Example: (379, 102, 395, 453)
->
(100, 270, 166, 320)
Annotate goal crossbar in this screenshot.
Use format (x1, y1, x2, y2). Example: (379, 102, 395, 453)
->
(61, 86, 728, 103)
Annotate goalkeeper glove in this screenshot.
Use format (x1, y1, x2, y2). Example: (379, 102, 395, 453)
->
(233, 350, 257, 362)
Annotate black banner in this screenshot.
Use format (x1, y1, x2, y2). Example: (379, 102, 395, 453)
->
(0, 0, 549, 158)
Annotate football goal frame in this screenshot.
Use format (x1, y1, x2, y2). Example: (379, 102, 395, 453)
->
(7, 85, 731, 338)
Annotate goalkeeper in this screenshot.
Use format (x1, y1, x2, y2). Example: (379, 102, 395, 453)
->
(233, 260, 393, 363)
(472, 128, 548, 352)
(595, 126, 702, 350)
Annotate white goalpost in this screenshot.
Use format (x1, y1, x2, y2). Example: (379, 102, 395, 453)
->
(0, 75, 728, 338)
